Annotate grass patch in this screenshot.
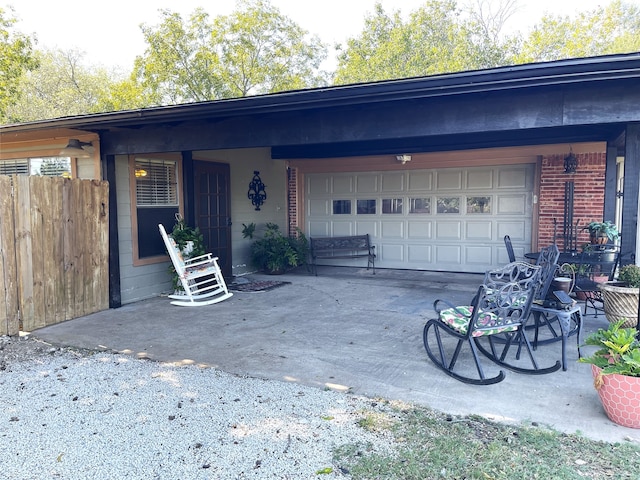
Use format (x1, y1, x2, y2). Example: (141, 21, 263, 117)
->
(335, 403, 640, 479)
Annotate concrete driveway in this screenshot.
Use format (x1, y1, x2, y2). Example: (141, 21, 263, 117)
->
(32, 267, 640, 444)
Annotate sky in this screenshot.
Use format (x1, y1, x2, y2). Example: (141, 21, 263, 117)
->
(2, 0, 631, 72)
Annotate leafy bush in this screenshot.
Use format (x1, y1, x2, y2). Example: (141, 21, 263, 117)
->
(618, 264, 640, 288)
(248, 222, 308, 273)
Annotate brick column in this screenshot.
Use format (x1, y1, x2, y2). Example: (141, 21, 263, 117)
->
(538, 153, 606, 249)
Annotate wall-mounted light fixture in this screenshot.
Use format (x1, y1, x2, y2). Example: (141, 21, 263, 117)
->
(564, 148, 578, 174)
(396, 154, 412, 165)
(247, 170, 267, 211)
(60, 139, 93, 158)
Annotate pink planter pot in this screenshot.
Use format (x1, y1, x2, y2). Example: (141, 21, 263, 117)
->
(592, 364, 640, 428)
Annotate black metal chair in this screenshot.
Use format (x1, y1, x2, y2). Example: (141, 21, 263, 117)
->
(503, 235, 516, 262)
(423, 261, 561, 385)
(530, 244, 560, 307)
(572, 247, 624, 316)
(527, 243, 583, 370)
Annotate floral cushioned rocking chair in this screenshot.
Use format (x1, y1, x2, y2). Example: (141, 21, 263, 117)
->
(423, 261, 562, 385)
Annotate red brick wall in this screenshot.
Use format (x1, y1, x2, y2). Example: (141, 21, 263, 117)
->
(538, 153, 606, 250)
(287, 166, 299, 236)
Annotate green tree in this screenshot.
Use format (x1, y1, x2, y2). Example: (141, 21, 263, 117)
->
(4, 48, 120, 122)
(132, 0, 328, 105)
(95, 76, 158, 113)
(0, 6, 38, 122)
(333, 0, 519, 85)
(516, 0, 640, 63)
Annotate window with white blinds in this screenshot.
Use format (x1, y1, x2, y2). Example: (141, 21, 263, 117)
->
(135, 158, 178, 206)
(0, 159, 29, 175)
(0, 158, 71, 176)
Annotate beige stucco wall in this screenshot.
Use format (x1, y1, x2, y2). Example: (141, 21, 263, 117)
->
(193, 147, 288, 277)
(114, 147, 287, 304)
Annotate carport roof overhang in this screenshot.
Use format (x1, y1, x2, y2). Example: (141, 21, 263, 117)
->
(270, 124, 627, 159)
(1, 53, 639, 155)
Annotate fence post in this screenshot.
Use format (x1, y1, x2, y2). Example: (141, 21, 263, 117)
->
(0, 176, 20, 335)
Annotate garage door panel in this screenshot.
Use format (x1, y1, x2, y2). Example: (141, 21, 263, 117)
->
(380, 244, 404, 261)
(408, 244, 432, 262)
(332, 222, 354, 236)
(356, 175, 378, 193)
(309, 222, 330, 236)
(308, 176, 330, 195)
(355, 221, 377, 237)
(437, 170, 462, 189)
(408, 172, 433, 191)
(497, 221, 526, 240)
(466, 221, 492, 240)
(308, 199, 329, 215)
(497, 195, 526, 214)
(408, 222, 432, 238)
(381, 221, 404, 238)
(436, 245, 462, 264)
(466, 170, 493, 189)
(466, 245, 493, 264)
(498, 167, 529, 188)
(436, 221, 462, 239)
(332, 176, 353, 194)
(382, 174, 404, 192)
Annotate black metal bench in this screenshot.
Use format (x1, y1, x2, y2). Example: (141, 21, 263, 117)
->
(309, 234, 376, 275)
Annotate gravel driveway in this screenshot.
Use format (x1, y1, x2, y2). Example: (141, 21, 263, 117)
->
(0, 337, 391, 479)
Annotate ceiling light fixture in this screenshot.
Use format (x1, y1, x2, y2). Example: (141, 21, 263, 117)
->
(60, 139, 93, 158)
(396, 154, 412, 165)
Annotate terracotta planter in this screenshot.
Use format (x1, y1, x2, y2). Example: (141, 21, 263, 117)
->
(591, 365, 640, 428)
(590, 232, 609, 245)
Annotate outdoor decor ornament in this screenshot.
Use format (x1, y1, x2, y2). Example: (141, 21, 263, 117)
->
(248, 171, 267, 210)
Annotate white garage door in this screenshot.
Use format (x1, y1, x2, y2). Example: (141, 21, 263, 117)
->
(305, 165, 534, 273)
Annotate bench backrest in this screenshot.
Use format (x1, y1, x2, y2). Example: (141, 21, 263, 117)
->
(311, 235, 371, 251)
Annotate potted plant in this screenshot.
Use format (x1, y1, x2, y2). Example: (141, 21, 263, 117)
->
(244, 222, 308, 274)
(168, 216, 206, 292)
(579, 321, 640, 428)
(584, 220, 619, 245)
(599, 264, 640, 328)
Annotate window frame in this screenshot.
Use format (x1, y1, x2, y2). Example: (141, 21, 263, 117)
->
(0, 156, 74, 177)
(129, 153, 184, 266)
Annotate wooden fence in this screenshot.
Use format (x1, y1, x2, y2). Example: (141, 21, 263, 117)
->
(0, 175, 109, 336)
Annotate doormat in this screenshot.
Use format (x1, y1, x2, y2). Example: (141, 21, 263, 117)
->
(229, 280, 291, 292)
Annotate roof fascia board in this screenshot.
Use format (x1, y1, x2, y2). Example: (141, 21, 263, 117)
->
(2, 54, 640, 134)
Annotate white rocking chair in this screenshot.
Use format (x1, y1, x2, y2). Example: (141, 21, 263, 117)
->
(159, 224, 233, 306)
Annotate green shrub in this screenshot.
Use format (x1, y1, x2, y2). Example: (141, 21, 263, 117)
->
(249, 223, 308, 273)
(618, 264, 640, 288)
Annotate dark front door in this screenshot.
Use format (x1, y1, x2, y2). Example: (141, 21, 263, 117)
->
(194, 161, 232, 278)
